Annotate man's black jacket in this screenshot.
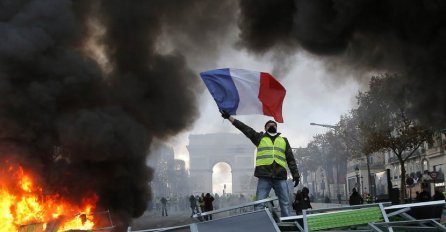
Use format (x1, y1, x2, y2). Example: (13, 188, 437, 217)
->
(232, 119, 299, 180)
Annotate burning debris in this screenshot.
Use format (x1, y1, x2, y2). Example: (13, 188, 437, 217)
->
(0, 161, 99, 231)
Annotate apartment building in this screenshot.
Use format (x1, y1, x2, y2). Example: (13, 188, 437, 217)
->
(346, 132, 446, 200)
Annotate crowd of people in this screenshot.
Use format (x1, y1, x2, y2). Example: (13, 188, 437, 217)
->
(152, 185, 446, 219)
(150, 193, 252, 218)
(189, 193, 215, 220)
(415, 187, 446, 202)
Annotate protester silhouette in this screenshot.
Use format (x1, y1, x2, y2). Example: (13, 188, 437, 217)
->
(349, 188, 363, 205)
(160, 197, 168, 216)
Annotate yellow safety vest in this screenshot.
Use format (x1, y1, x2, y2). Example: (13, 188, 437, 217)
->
(256, 136, 287, 168)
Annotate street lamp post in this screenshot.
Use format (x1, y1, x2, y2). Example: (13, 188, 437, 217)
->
(355, 166, 360, 194)
(321, 172, 325, 197)
(310, 122, 339, 130)
(361, 176, 364, 195)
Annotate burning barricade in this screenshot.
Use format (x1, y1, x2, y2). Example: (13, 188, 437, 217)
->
(0, 161, 113, 231)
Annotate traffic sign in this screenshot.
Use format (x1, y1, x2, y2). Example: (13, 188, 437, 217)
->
(405, 177, 414, 185)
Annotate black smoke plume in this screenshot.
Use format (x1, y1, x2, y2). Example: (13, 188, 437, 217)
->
(0, 0, 232, 229)
(238, 0, 446, 127)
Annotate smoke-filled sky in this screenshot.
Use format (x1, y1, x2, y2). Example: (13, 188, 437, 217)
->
(1, 0, 446, 229)
(169, 0, 446, 165)
(170, 49, 363, 165)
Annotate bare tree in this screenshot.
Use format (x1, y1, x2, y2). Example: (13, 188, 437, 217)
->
(338, 111, 375, 196)
(356, 73, 433, 203)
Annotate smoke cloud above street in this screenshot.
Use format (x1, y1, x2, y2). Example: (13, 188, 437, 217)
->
(237, 0, 446, 126)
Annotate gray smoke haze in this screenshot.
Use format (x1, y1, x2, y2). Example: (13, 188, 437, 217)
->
(0, 0, 236, 229)
(238, 0, 446, 127)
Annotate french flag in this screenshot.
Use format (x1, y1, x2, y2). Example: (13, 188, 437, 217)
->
(200, 68, 286, 123)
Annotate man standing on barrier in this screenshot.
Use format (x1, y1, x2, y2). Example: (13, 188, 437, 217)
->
(221, 110, 300, 217)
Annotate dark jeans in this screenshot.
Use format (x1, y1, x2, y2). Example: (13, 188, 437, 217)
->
(204, 214, 213, 221)
(190, 206, 198, 217)
(256, 177, 290, 217)
(161, 206, 168, 216)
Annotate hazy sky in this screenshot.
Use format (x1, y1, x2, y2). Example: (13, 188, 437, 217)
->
(164, 29, 367, 166)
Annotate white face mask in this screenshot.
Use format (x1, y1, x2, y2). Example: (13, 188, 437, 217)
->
(267, 132, 278, 136)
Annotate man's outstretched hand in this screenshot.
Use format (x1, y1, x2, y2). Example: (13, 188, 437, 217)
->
(220, 110, 230, 119)
(293, 174, 300, 187)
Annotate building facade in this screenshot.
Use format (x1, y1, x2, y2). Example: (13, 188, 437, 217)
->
(148, 142, 190, 198)
(346, 153, 386, 199)
(346, 132, 446, 200)
(385, 132, 446, 198)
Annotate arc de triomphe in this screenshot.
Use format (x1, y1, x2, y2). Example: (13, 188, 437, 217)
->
(188, 133, 256, 196)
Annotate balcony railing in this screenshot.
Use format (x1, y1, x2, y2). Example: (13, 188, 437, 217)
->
(387, 156, 399, 163)
(387, 150, 422, 163)
(348, 162, 386, 172)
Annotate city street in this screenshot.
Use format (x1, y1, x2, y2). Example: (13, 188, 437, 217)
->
(130, 211, 197, 231)
(129, 202, 346, 231)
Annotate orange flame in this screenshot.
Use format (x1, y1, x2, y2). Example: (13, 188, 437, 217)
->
(0, 161, 98, 231)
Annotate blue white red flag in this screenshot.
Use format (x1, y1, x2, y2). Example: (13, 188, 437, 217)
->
(200, 68, 286, 123)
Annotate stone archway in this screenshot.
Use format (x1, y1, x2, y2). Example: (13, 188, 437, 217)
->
(212, 162, 232, 195)
(187, 133, 255, 196)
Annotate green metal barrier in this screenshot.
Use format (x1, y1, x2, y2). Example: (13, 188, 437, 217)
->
(301, 203, 391, 232)
(306, 206, 383, 231)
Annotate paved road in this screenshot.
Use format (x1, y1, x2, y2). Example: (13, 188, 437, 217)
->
(128, 203, 347, 231)
(129, 211, 197, 231)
